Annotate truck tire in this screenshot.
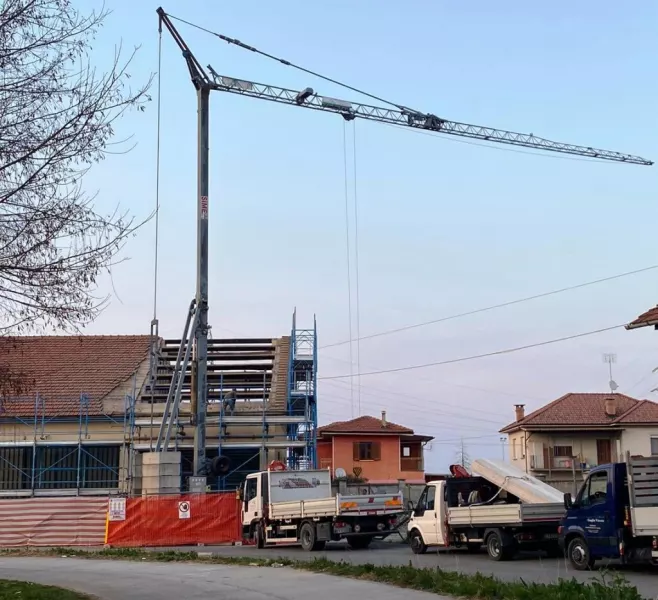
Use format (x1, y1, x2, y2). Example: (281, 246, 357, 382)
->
(409, 530, 427, 555)
(254, 523, 265, 549)
(348, 536, 373, 550)
(486, 531, 515, 561)
(299, 522, 325, 552)
(567, 536, 595, 571)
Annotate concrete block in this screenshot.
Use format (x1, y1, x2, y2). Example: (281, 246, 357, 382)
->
(141, 451, 181, 495)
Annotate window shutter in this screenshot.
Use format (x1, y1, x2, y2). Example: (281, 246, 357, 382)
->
(353, 442, 360, 461)
(372, 441, 381, 461)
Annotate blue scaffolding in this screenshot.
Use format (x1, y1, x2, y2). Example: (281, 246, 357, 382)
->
(287, 309, 318, 469)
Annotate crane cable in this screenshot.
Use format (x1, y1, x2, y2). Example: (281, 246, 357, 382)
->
(352, 121, 362, 416)
(342, 121, 355, 418)
(165, 12, 415, 113)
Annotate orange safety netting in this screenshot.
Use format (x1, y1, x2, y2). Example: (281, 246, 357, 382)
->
(106, 493, 241, 547)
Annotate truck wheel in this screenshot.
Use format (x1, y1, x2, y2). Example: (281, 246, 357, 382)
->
(348, 536, 373, 550)
(409, 530, 427, 555)
(486, 531, 515, 561)
(567, 537, 595, 571)
(299, 522, 325, 552)
(254, 523, 265, 549)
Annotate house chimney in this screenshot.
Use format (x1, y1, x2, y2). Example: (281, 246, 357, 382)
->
(381, 410, 387, 427)
(604, 397, 617, 417)
(514, 404, 525, 421)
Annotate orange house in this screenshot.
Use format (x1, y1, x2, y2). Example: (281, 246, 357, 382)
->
(316, 412, 433, 484)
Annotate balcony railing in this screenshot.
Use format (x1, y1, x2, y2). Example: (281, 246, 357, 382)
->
(400, 457, 423, 472)
(530, 454, 619, 471)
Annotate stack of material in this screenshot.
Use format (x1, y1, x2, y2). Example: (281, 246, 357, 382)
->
(471, 458, 564, 504)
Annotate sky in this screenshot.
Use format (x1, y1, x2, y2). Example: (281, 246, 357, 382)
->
(76, 0, 657, 471)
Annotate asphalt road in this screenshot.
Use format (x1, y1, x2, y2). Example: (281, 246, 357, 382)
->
(0, 556, 447, 600)
(175, 542, 658, 599)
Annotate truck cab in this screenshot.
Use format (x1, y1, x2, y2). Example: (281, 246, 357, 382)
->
(559, 455, 658, 570)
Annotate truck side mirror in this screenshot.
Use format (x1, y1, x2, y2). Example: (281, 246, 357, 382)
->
(563, 492, 573, 510)
(237, 487, 244, 501)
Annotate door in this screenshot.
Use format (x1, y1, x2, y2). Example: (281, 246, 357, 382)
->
(412, 484, 439, 545)
(242, 476, 261, 525)
(572, 469, 617, 558)
(596, 440, 612, 465)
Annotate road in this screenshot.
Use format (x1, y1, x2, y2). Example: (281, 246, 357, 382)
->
(169, 542, 657, 599)
(0, 556, 447, 600)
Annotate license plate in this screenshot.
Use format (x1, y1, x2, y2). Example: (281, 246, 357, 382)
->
(652, 550, 658, 558)
(544, 534, 558, 540)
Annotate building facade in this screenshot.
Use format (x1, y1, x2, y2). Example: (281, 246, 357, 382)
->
(500, 393, 658, 493)
(317, 413, 433, 484)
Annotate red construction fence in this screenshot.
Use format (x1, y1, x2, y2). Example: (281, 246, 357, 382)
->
(0, 497, 107, 547)
(105, 493, 242, 547)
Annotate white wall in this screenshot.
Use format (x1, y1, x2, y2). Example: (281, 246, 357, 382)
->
(620, 427, 658, 457)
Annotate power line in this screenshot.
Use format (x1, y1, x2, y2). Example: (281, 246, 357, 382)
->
(321, 264, 658, 349)
(320, 323, 625, 380)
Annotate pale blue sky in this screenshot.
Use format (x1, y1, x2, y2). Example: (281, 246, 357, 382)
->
(81, 1, 657, 470)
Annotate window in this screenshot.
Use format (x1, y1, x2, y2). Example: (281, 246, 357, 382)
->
(553, 445, 573, 458)
(402, 446, 411, 457)
(353, 441, 381, 461)
(426, 485, 436, 511)
(581, 471, 608, 507)
(651, 437, 658, 456)
(245, 477, 258, 502)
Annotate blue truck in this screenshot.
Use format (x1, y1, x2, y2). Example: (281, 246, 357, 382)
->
(559, 453, 658, 570)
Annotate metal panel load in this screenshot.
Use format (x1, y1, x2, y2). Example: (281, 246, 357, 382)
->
(269, 469, 331, 503)
(471, 458, 564, 504)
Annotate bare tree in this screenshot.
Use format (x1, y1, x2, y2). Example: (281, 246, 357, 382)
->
(0, 0, 152, 334)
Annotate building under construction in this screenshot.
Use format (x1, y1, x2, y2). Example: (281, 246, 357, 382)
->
(0, 312, 317, 496)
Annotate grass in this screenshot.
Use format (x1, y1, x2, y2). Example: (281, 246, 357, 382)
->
(0, 547, 648, 600)
(0, 579, 91, 599)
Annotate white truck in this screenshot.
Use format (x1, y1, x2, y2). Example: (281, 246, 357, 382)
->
(240, 468, 405, 551)
(408, 460, 565, 561)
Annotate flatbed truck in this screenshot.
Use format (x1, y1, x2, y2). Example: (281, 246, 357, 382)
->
(240, 468, 405, 551)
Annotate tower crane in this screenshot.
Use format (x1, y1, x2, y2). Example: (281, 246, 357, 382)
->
(154, 7, 653, 478)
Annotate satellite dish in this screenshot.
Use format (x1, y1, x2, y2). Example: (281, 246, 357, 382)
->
(335, 467, 347, 478)
(609, 380, 619, 391)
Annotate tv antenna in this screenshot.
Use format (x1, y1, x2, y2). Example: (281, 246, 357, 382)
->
(603, 353, 618, 393)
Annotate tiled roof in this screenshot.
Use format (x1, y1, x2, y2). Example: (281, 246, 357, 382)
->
(319, 415, 413, 435)
(499, 393, 654, 433)
(614, 399, 658, 424)
(626, 305, 658, 330)
(0, 335, 152, 417)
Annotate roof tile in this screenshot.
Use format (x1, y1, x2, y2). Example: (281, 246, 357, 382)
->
(627, 304, 658, 330)
(0, 335, 152, 418)
(319, 415, 413, 435)
(500, 393, 649, 432)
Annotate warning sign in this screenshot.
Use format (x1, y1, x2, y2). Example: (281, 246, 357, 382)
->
(178, 501, 191, 520)
(108, 498, 126, 521)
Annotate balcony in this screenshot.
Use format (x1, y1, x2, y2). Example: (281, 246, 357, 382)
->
(530, 454, 619, 472)
(400, 457, 424, 472)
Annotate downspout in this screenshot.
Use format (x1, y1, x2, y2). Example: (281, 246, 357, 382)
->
(524, 431, 533, 473)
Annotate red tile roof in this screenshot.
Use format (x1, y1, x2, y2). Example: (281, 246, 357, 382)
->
(626, 305, 658, 330)
(0, 336, 152, 417)
(499, 393, 658, 433)
(319, 415, 413, 435)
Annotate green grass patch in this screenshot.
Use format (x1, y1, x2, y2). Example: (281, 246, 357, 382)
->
(0, 547, 648, 600)
(0, 579, 91, 599)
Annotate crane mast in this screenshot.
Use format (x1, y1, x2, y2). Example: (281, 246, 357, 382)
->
(155, 7, 652, 478)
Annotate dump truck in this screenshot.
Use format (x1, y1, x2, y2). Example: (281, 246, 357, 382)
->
(559, 453, 658, 570)
(408, 460, 565, 560)
(240, 468, 405, 551)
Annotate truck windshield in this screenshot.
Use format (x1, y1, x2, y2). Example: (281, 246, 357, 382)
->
(578, 470, 608, 507)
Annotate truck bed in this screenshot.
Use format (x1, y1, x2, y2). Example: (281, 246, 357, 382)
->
(269, 493, 403, 521)
(628, 455, 658, 537)
(448, 502, 564, 527)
